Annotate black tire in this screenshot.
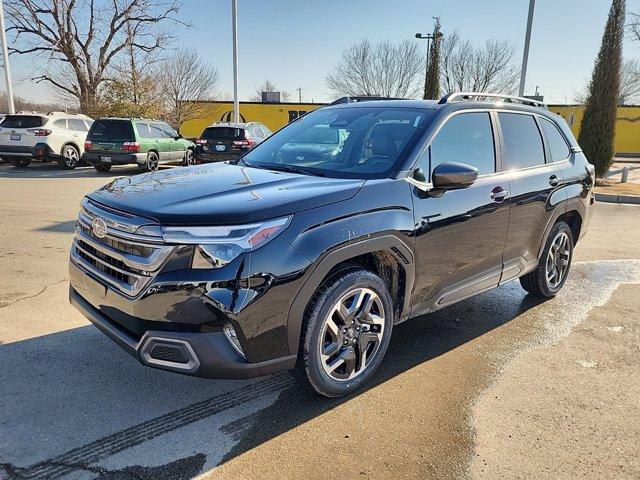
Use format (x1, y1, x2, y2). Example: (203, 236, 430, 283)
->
(10, 157, 31, 168)
(58, 144, 80, 169)
(294, 269, 394, 397)
(182, 148, 196, 166)
(94, 164, 112, 173)
(520, 221, 574, 298)
(141, 151, 159, 172)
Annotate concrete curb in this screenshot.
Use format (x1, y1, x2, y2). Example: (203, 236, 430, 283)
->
(595, 192, 640, 205)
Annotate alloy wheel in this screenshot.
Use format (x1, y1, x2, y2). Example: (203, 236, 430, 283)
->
(319, 287, 386, 381)
(545, 231, 570, 288)
(147, 153, 159, 171)
(63, 146, 79, 167)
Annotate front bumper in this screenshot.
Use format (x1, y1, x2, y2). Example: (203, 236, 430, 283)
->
(82, 152, 146, 166)
(70, 284, 297, 379)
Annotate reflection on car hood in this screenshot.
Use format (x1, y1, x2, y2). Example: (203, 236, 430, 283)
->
(87, 163, 365, 225)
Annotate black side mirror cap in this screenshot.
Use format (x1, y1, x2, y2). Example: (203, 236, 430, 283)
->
(432, 162, 478, 190)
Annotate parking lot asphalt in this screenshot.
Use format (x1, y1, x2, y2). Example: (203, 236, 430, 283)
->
(1, 162, 639, 480)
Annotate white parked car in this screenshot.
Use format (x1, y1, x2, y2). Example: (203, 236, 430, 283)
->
(0, 111, 93, 169)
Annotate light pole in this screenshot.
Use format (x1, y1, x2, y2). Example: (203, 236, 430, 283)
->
(415, 30, 442, 99)
(0, 0, 15, 114)
(231, 0, 239, 124)
(519, 0, 536, 97)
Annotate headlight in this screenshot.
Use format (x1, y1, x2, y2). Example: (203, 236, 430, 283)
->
(160, 217, 291, 269)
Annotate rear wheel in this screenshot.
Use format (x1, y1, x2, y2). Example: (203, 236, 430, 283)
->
(58, 144, 80, 169)
(294, 269, 393, 397)
(10, 158, 31, 168)
(94, 164, 112, 173)
(520, 221, 573, 298)
(141, 151, 159, 172)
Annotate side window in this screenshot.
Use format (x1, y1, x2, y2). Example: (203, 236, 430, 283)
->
(540, 117, 570, 162)
(261, 126, 272, 137)
(429, 112, 495, 179)
(69, 118, 87, 131)
(499, 113, 545, 169)
(84, 120, 94, 130)
(161, 123, 178, 138)
(251, 126, 265, 140)
(149, 123, 167, 138)
(136, 123, 152, 139)
(53, 119, 68, 130)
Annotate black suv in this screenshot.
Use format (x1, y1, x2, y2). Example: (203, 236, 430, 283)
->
(69, 93, 594, 397)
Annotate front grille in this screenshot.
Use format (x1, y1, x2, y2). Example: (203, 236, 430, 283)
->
(71, 199, 175, 297)
(78, 222, 154, 257)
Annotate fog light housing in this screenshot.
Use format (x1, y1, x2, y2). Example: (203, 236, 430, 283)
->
(223, 323, 245, 359)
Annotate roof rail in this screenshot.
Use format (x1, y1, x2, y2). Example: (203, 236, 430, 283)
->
(438, 92, 547, 109)
(330, 96, 400, 106)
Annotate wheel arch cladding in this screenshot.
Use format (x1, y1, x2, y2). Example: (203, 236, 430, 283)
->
(287, 235, 415, 356)
(557, 209, 583, 245)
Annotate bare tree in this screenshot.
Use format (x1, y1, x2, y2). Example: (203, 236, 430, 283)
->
(159, 47, 220, 129)
(574, 58, 640, 104)
(440, 30, 520, 94)
(326, 39, 423, 98)
(5, 0, 184, 115)
(628, 11, 640, 43)
(249, 80, 291, 102)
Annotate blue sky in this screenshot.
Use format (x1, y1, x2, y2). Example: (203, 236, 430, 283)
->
(8, 0, 640, 104)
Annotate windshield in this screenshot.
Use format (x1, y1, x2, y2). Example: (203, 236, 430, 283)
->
(241, 106, 432, 178)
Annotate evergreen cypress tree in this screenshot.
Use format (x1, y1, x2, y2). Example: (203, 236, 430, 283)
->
(423, 18, 442, 100)
(577, 0, 625, 177)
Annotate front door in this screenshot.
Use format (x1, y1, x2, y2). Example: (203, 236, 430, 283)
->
(149, 123, 173, 162)
(411, 111, 511, 315)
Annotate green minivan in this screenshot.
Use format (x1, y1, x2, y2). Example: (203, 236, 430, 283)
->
(82, 118, 196, 173)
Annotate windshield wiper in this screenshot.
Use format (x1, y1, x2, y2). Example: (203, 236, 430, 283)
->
(265, 164, 325, 177)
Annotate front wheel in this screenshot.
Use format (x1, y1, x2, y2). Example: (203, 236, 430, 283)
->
(294, 269, 393, 397)
(58, 144, 80, 169)
(520, 221, 574, 298)
(183, 149, 196, 166)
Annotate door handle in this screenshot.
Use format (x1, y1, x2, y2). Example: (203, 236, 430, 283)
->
(490, 186, 509, 202)
(549, 174, 560, 187)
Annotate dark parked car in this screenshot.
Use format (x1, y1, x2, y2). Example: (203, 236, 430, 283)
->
(69, 93, 594, 397)
(194, 122, 271, 163)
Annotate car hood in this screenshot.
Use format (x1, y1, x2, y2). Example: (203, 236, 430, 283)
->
(87, 163, 365, 225)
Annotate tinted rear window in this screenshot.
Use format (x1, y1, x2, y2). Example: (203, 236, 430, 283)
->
(1, 115, 45, 128)
(540, 117, 570, 162)
(88, 119, 135, 142)
(499, 113, 545, 169)
(201, 127, 245, 140)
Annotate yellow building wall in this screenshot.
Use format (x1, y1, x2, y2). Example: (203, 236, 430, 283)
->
(180, 101, 326, 138)
(549, 105, 640, 155)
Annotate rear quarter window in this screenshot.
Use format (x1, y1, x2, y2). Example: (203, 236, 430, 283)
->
(499, 113, 545, 170)
(540, 117, 571, 162)
(88, 120, 135, 142)
(1, 115, 45, 129)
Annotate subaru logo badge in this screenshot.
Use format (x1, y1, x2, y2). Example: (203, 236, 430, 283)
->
(91, 217, 108, 238)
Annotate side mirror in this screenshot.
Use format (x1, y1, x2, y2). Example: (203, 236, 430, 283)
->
(432, 162, 478, 190)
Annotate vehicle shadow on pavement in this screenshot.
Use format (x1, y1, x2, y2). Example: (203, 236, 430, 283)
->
(0, 162, 175, 179)
(0, 286, 544, 480)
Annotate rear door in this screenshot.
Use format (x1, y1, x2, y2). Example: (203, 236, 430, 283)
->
(0, 115, 46, 149)
(68, 118, 89, 151)
(411, 111, 511, 314)
(498, 112, 567, 282)
(148, 123, 172, 162)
